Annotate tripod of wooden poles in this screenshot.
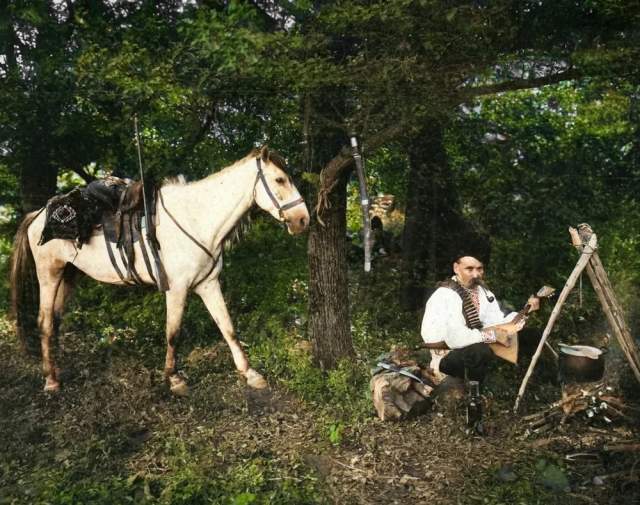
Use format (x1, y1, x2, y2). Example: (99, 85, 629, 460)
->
(514, 223, 640, 413)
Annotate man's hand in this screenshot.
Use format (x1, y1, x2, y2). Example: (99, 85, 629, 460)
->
(490, 320, 525, 347)
(495, 330, 513, 347)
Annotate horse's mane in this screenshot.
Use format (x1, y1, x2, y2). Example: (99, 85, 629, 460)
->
(160, 147, 289, 251)
(218, 147, 287, 251)
(161, 146, 289, 188)
(221, 211, 252, 252)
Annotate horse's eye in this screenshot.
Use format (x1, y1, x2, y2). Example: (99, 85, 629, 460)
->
(275, 177, 286, 185)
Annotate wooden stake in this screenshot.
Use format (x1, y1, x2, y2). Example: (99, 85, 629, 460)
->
(588, 258, 640, 382)
(513, 231, 597, 413)
(572, 225, 640, 384)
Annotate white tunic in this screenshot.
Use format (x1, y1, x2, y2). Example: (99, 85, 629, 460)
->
(420, 281, 518, 381)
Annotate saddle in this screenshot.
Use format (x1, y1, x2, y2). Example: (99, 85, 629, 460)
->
(39, 177, 169, 291)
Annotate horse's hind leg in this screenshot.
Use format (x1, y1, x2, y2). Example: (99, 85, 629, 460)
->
(37, 267, 65, 392)
(52, 265, 76, 339)
(164, 287, 189, 396)
(195, 280, 267, 389)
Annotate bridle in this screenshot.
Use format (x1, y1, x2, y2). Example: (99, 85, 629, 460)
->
(156, 157, 306, 288)
(255, 157, 305, 220)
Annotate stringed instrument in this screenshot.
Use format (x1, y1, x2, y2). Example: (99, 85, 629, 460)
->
(486, 285, 556, 364)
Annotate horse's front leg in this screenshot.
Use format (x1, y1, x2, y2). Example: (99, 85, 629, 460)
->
(195, 280, 267, 389)
(164, 288, 189, 396)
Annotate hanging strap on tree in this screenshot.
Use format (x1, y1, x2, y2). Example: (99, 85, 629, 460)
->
(350, 134, 372, 272)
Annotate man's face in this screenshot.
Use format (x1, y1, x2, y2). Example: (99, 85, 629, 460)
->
(453, 256, 484, 288)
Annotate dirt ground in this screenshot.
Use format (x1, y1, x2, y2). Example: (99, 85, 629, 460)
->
(1, 325, 639, 505)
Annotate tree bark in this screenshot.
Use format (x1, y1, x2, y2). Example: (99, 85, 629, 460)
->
(20, 154, 58, 213)
(308, 169, 354, 369)
(400, 122, 489, 310)
(400, 139, 435, 311)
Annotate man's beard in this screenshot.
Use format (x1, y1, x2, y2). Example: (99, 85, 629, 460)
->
(469, 277, 482, 288)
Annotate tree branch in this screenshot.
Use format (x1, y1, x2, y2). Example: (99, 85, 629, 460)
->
(314, 122, 406, 220)
(460, 68, 581, 100)
(319, 122, 405, 191)
(72, 166, 96, 183)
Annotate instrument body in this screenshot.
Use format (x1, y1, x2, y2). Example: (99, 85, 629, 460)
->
(485, 285, 556, 364)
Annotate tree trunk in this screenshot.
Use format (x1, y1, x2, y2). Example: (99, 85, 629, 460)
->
(400, 123, 451, 310)
(308, 169, 355, 369)
(400, 122, 489, 311)
(20, 156, 58, 213)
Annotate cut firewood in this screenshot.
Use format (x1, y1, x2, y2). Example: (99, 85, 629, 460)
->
(387, 374, 412, 393)
(370, 364, 435, 421)
(603, 443, 640, 453)
(412, 381, 434, 398)
(371, 375, 403, 421)
(392, 393, 413, 413)
(523, 381, 637, 436)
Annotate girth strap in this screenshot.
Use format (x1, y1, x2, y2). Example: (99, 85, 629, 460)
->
(135, 216, 157, 286)
(103, 219, 135, 286)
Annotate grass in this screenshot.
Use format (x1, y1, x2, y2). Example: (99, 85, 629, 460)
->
(1, 216, 639, 504)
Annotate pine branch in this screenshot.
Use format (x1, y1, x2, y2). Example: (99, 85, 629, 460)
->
(460, 68, 581, 99)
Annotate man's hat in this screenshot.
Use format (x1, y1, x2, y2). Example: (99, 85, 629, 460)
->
(452, 242, 490, 265)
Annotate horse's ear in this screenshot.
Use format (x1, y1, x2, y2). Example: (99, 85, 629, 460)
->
(260, 145, 269, 162)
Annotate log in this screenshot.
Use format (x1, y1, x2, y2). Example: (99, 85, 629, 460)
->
(371, 375, 403, 421)
(412, 381, 434, 399)
(521, 392, 582, 422)
(370, 371, 432, 421)
(601, 403, 633, 421)
(603, 443, 640, 453)
(387, 374, 412, 393)
(392, 392, 413, 413)
(403, 390, 424, 410)
(600, 395, 640, 413)
(513, 231, 597, 413)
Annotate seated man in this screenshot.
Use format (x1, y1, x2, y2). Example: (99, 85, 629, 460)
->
(421, 253, 539, 388)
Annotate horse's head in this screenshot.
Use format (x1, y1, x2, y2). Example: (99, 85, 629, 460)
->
(253, 147, 310, 235)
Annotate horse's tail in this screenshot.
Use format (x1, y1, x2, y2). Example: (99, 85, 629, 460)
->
(10, 211, 42, 356)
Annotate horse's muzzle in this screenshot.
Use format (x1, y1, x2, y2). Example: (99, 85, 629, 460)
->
(285, 205, 310, 235)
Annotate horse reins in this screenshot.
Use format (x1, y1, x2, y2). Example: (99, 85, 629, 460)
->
(158, 157, 304, 287)
(158, 188, 219, 288)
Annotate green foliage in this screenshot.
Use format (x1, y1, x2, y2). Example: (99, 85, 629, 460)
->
(471, 456, 568, 505)
(22, 457, 322, 505)
(0, 164, 19, 211)
(448, 83, 640, 334)
(0, 235, 12, 314)
(346, 146, 410, 236)
(63, 280, 166, 364)
(327, 421, 344, 446)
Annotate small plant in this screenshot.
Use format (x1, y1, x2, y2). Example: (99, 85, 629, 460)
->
(327, 421, 344, 446)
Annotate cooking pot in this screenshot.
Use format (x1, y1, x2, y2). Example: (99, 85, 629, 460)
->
(558, 344, 606, 383)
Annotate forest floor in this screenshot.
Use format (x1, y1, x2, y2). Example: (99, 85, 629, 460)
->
(1, 317, 639, 505)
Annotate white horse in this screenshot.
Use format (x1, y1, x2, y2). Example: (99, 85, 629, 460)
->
(10, 146, 310, 395)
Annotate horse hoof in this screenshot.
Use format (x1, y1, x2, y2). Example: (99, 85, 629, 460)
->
(44, 379, 60, 393)
(169, 375, 189, 397)
(245, 369, 267, 389)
